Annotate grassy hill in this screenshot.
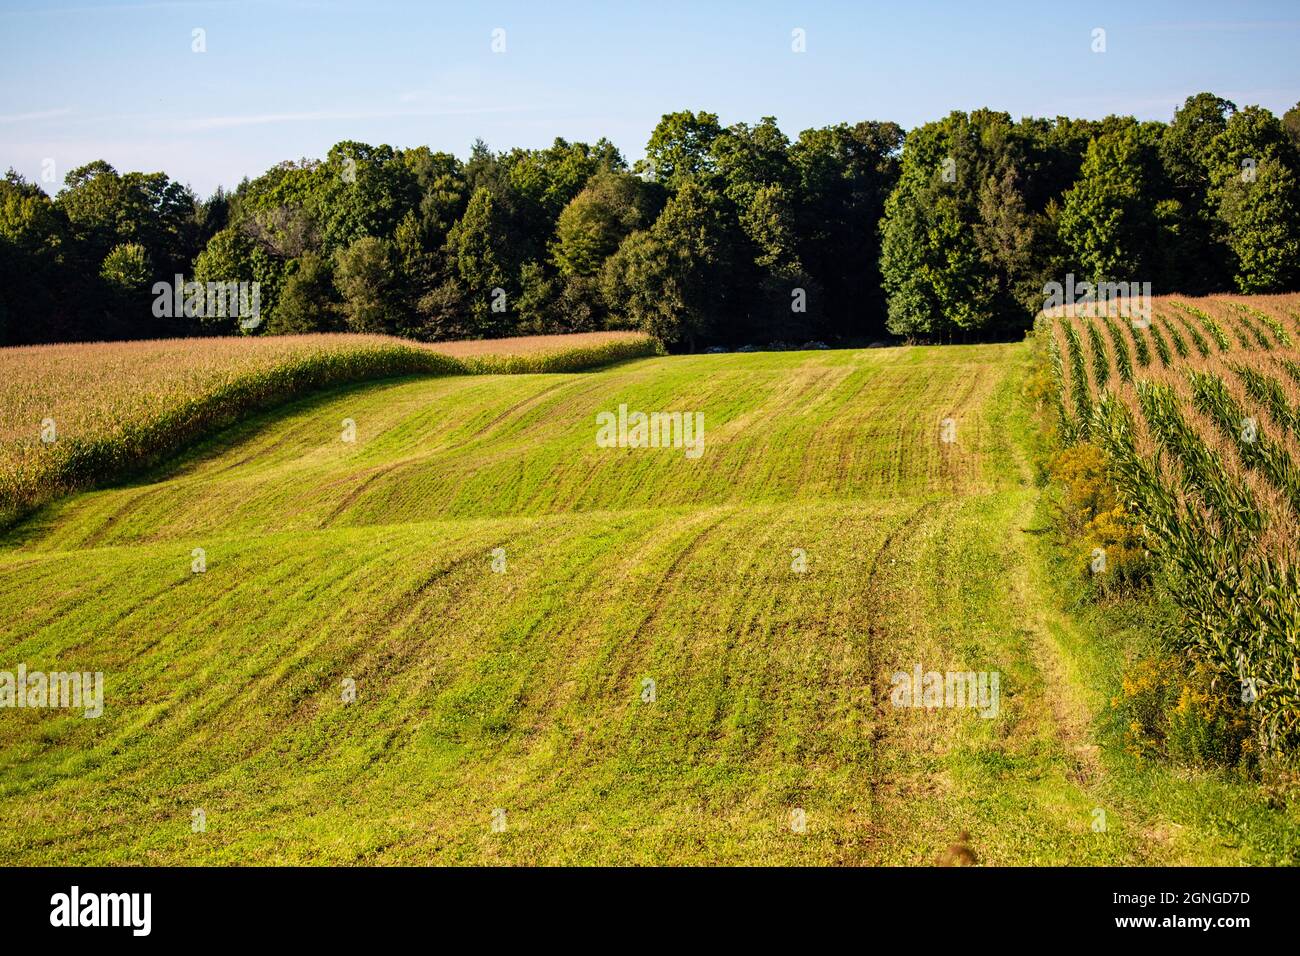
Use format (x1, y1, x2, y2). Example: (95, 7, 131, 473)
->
(1, 341, 1296, 864)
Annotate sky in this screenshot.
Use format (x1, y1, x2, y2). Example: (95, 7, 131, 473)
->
(2, 0, 1299, 197)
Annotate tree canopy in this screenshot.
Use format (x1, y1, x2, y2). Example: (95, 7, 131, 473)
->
(3, 93, 1299, 348)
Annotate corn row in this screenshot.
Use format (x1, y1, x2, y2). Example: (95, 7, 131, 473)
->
(1187, 370, 1300, 515)
(1102, 316, 1134, 382)
(1159, 315, 1190, 358)
(1149, 321, 1173, 366)
(1225, 304, 1273, 349)
(1135, 380, 1263, 537)
(1229, 363, 1300, 438)
(1129, 322, 1153, 367)
(1063, 321, 1093, 435)
(1086, 320, 1110, 390)
(1172, 300, 1232, 351)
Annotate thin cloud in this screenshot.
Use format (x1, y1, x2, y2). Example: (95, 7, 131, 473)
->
(0, 108, 73, 123)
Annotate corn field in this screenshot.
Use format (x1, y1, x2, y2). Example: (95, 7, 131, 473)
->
(1042, 293, 1300, 759)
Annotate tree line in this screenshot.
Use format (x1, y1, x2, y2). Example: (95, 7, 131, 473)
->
(3, 93, 1299, 350)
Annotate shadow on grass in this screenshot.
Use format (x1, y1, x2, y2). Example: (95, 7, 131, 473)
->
(0, 374, 434, 550)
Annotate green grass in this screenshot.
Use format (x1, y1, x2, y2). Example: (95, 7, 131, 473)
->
(1, 342, 1293, 864)
(1026, 526, 1300, 866)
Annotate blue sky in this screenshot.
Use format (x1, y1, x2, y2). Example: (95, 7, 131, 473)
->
(2, 0, 1298, 196)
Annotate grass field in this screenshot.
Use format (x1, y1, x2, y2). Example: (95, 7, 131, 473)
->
(1, 340, 1296, 864)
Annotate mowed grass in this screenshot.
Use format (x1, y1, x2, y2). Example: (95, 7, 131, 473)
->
(7, 344, 1001, 551)
(1, 343, 1294, 864)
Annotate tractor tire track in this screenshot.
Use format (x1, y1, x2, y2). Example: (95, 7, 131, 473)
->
(857, 498, 940, 856)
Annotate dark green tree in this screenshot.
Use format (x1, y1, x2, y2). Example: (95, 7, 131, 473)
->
(880, 111, 1037, 340)
(1205, 106, 1300, 291)
(1058, 124, 1154, 282)
(192, 225, 284, 332)
(792, 121, 905, 339)
(100, 242, 150, 293)
(1281, 100, 1300, 152)
(270, 253, 342, 333)
(333, 236, 406, 333)
(552, 171, 658, 277)
(0, 172, 82, 343)
(601, 181, 732, 349)
(642, 111, 723, 188)
(445, 187, 519, 336)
